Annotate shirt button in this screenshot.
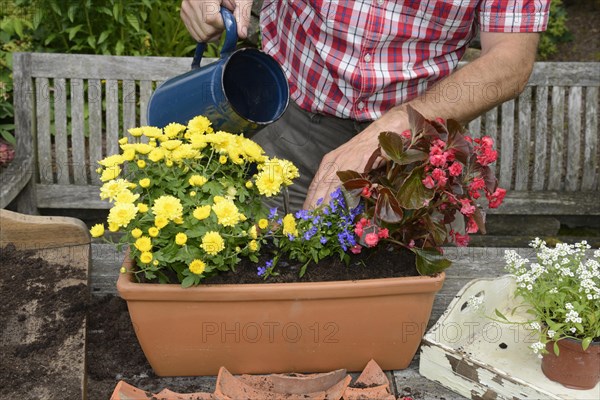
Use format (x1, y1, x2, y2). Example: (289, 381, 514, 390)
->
(377, 0, 384, 5)
(357, 101, 365, 110)
(364, 53, 372, 63)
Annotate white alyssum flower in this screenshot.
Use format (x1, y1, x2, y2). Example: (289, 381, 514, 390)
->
(528, 322, 541, 331)
(547, 329, 556, 338)
(530, 341, 545, 354)
(466, 295, 484, 310)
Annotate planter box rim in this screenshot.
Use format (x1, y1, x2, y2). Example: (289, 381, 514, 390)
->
(117, 270, 445, 302)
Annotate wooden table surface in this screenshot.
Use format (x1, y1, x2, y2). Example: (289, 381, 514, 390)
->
(91, 242, 534, 399)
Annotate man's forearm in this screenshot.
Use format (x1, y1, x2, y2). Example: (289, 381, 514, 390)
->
(402, 32, 540, 125)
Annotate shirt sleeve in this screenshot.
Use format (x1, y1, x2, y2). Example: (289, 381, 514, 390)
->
(477, 0, 551, 32)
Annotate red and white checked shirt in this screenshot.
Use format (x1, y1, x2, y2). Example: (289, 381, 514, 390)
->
(260, 0, 550, 121)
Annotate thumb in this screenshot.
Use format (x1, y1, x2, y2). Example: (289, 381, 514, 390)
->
(233, 0, 253, 39)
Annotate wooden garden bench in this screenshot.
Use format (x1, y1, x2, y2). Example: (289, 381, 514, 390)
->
(1, 53, 598, 216)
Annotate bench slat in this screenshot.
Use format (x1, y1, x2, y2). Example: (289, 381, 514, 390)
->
(582, 87, 599, 190)
(485, 190, 600, 215)
(35, 78, 52, 185)
(532, 86, 548, 191)
(548, 86, 565, 190)
(515, 87, 532, 191)
(566, 87, 583, 191)
(468, 116, 481, 138)
(484, 108, 498, 148)
(54, 78, 69, 185)
(88, 79, 103, 185)
(499, 100, 515, 189)
(105, 80, 120, 158)
(70, 79, 87, 184)
(139, 81, 153, 126)
(123, 80, 137, 137)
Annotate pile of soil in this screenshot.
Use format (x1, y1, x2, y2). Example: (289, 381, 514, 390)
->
(0, 244, 88, 400)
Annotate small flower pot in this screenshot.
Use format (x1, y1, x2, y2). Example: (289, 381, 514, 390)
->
(541, 338, 600, 390)
(117, 256, 445, 376)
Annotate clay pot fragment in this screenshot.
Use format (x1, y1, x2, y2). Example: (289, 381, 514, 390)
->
(214, 367, 351, 399)
(344, 359, 395, 400)
(110, 380, 215, 400)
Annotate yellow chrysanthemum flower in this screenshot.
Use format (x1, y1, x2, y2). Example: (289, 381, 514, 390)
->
(115, 190, 139, 204)
(148, 227, 160, 237)
(255, 169, 283, 197)
(212, 198, 240, 227)
(128, 127, 143, 137)
(249, 240, 258, 252)
(122, 148, 136, 161)
(100, 166, 122, 182)
(188, 175, 208, 187)
(152, 195, 183, 221)
(165, 160, 174, 167)
(245, 181, 253, 189)
(248, 225, 257, 239)
(175, 232, 188, 246)
(133, 143, 154, 155)
(219, 155, 228, 164)
(142, 126, 163, 138)
(131, 228, 143, 238)
(282, 213, 298, 237)
(241, 138, 265, 162)
(135, 236, 152, 252)
(148, 148, 165, 162)
(108, 223, 120, 232)
(90, 224, 104, 238)
(173, 216, 184, 224)
(189, 259, 206, 275)
(99, 179, 130, 201)
(193, 205, 211, 220)
(164, 122, 186, 138)
(187, 115, 212, 134)
(278, 159, 300, 186)
(119, 137, 128, 145)
(140, 251, 153, 264)
(258, 219, 269, 230)
(171, 144, 199, 161)
(139, 178, 151, 188)
(161, 139, 182, 151)
(98, 154, 124, 167)
(154, 215, 169, 229)
(188, 132, 208, 149)
(137, 159, 146, 168)
(107, 202, 138, 228)
(137, 203, 149, 213)
(201, 231, 225, 255)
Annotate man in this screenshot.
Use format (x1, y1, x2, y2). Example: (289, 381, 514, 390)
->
(181, 0, 550, 210)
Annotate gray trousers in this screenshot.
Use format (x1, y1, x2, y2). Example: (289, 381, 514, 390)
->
(252, 101, 371, 211)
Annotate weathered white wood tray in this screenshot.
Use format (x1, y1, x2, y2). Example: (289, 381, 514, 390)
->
(419, 275, 600, 399)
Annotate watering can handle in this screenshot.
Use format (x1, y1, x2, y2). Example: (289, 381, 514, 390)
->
(191, 7, 238, 70)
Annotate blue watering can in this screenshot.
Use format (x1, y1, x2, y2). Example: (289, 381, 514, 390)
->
(147, 7, 289, 135)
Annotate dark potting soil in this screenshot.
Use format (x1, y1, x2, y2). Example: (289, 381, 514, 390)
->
(0, 244, 88, 400)
(200, 244, 418, 285)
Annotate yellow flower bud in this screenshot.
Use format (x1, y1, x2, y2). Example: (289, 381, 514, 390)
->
(190, 191, 196, 197)
(137, 203, 149, 213)
(165, 159, 174, 167)
(148, 227, 160, 237)
(120, 266, 127, 274)
(245, 181, 253, 189)
(119, 137, 129, 145)
(137, 159, 146, 168)
(131, 228, 143, 238)
(219, 155, 227, 164)
(140, 251, 153, 264)
(139, 178, 151, 188)
(258, 219, 269, 230)
(175, 232, 188, 245)
(155, 215, 169, 229)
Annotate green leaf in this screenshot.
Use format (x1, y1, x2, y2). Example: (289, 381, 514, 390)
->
(127, 14, 141, 32)
(181, 275, 195, 288)
(553, 341, 560, 356)
(375, 187, 403, 223)
(68, 5, 77, 23)
(299, 262, 309, 278)
(398, 149, 428, 165)
(396, 167, 435, 210)
(582, 337, 592, 351)
(115, 40, 125, 55)
(68, 25, 84, 41)
(13, 19, 24, 39)
(494, 308, 509, 321)
(413, 248, 451, 275)
(378, 131, 406, 164)
(97, 31, 110, 45)
(87, 36, 97, 49)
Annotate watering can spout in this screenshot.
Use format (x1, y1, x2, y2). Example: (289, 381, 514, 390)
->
(147, 7, 289, 136)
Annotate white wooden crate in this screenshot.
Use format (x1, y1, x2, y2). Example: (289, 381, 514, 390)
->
(419, 275, 600, 399)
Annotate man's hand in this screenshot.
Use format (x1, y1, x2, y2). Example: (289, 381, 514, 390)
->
(181, 0, 253, 42)
(303, 107, 409, 209)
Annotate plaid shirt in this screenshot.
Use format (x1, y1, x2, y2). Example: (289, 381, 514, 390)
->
(260, 0, 550, 121)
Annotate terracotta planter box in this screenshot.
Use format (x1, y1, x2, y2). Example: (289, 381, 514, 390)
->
(117, 257, 445, 376)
